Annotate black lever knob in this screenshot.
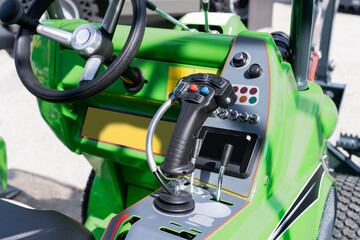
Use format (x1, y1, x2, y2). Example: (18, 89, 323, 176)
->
(248, 63, 263, 78)
(233, 52, 248, 68)
(0, 0, 38, 30)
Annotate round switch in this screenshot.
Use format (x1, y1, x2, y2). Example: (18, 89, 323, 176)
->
(189, 84, 198, 92)
(248, 64, 263, 78)
(233, 52, 249, 68)
(200, 86, 210, 95)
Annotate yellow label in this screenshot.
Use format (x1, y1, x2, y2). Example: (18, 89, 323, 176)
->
(194, 69, 218, 75)
(166, 66, 218, 97)
(81, 107, 175, 155)
(166, 66, 193, 98)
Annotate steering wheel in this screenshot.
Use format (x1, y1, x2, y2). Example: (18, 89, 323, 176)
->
(0, 0, 146, 103)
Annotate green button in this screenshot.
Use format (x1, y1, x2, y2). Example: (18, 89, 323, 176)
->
(249, 97, 257, 104)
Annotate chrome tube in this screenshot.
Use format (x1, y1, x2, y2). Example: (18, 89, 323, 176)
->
(146, 96, 176, 173)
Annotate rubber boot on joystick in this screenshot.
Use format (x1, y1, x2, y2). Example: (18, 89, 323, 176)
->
(154, 190, 195, 214)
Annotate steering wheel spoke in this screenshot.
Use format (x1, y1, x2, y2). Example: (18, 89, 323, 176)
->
(79, 56, 104, 85)
(36, 24, 72, 47)
(101, 0, 125, 36)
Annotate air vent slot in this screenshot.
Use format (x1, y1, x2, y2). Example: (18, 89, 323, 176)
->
(210, 197, 234, 206)
(160, 227, 197, 240)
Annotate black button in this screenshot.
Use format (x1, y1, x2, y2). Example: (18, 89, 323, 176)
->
(233, 52, 249, 68)
(184, 93, 204, 104)
(248, 64, 263, 78)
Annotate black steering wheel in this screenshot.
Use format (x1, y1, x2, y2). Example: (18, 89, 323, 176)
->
(0, 0, 146, 103)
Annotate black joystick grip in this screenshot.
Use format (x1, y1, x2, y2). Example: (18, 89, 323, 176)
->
(160, 73, 236, 177)
(0, 0, 38, 30)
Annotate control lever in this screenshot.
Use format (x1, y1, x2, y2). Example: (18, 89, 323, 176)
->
(146, 73, 236, 214)
(202, 0, 211, 33)
(216, 144, 234, 202)
(190, 138, 203, 193)
(145, 0, 191, 31)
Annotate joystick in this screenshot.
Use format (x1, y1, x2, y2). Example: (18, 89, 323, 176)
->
(146, 73, 236, 214)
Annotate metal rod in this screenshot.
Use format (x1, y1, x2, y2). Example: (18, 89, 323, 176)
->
(102, 0, 125, 35)
(145, 0, 190, 31)
(289, 0, 314, 91)
(202, 0, 210, 33)
(47, 0, 65, 19)
(156, 8, 190, 31)
(216, 144, 233, 202)
(216, 165, 226, 201)
(190, 139, 202, 193)
(316, 0, 339, 83)
(190, 158, 196, 193)
(36, 24, 72, 47)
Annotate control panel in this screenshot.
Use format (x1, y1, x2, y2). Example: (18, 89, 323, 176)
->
(195, 36, 270, 196)
(207, 37, 269, 129)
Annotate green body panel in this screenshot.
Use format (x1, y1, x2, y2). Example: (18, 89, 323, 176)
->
(30, 19, 338, 239)
(0, 137, 6, 190)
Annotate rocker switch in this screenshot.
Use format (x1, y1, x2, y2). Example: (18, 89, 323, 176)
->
(210, 77, 226, 88)
(184, 93, 204, 104)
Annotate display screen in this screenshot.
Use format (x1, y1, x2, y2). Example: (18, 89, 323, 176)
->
(196, 127, 259, 178)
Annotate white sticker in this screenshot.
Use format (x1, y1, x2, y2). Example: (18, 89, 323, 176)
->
(181, 12, 235, 26)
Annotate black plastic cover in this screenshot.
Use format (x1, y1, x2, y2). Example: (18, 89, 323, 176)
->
(0, 199, 95, 240)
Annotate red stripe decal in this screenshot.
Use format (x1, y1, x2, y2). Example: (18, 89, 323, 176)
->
(110, 213, 131, 240)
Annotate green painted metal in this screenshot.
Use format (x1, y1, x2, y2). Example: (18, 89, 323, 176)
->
(0, 137, 6, 190)
(29, 16, 338, 239)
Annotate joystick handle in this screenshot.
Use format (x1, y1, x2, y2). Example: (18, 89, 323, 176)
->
(160, 74, 236, 178)
(0, 0, 38, 30)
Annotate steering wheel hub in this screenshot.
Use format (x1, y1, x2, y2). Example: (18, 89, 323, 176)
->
(71, 24, 102, 56)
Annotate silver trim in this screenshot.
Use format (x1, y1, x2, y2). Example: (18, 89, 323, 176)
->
(36, 24, 72, 48)
(216, 165, 226, 201)
(79, 57, 104, 83)
(70, 24, 103, 56)
(156, 8, 190, 31)
(146, 96, 175, 173)
(0, 198, 34, 209)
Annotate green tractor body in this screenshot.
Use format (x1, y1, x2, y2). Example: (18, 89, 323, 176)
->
(29, 15, 338, 239)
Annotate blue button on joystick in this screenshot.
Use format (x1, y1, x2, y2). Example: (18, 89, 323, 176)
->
(201, 86, 210, 95)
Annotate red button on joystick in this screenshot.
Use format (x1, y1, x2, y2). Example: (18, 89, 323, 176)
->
(190, 84, 198, 92)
